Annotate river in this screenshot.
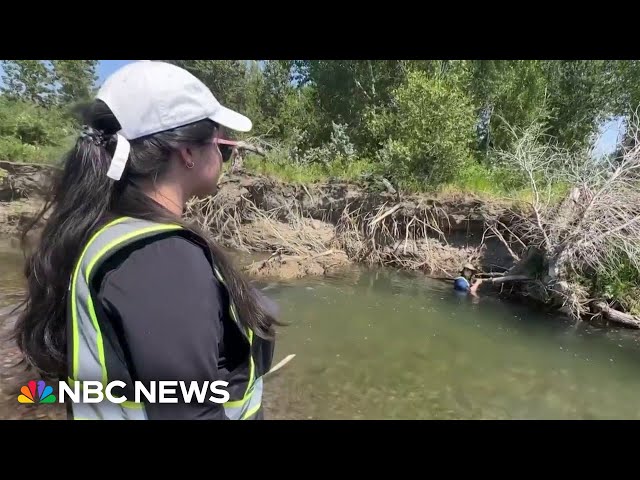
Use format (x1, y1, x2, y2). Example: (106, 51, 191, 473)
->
(2, 238, 640, 420)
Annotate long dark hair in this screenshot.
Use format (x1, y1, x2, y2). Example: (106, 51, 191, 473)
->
(12, 99, 282, 378)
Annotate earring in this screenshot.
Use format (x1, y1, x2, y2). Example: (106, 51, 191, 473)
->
(186, 161, 194, 169)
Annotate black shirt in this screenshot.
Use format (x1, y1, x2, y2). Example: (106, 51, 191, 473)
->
(94, 233, 247, 420)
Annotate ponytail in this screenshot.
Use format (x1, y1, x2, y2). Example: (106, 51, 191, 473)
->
(14, 125, 118, 377)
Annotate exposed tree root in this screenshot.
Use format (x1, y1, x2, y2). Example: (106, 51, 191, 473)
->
(591, 301, 640, 329)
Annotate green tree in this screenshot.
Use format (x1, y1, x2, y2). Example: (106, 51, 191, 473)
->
(299, 60, 410, 152)
(605, 61, 640, 155)
(165, 60, 248, 112)
(469, 60, 548, 154)
(51, 60, 98, 104)
(371, 70, 477, 187)
(256, 60, 317, 145)
(601, 61, 640, 118)
(1, 60, 55, 107)
(542, 60, 617, 150)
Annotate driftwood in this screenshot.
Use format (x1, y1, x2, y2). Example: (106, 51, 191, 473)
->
(591, 301, 640, 329)
(486, 223, 521, 262)
(482, 274, 531, 285)
(275, 249, 336, 262)
(236, 141, 266, 157)
(230, 141, 266, 173)
(477, 272, 512, 278)
(368, 204, 402, 228)
(263, 354, 296, 378)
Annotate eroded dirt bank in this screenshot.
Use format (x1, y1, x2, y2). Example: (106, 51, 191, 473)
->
(0, 161, 51, 238)
(6, 161, 638, 330)
(186, 171, 516, 280)
(1, 161, 515, 279)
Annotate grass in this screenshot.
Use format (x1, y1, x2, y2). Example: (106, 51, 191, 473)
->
(243, 154, 372, 184)
(243, 152, 570, 207)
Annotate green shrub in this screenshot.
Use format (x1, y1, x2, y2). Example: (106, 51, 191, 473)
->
(0, 97, 76, 163)
(368, 70, 477, 188)
(592, 258, 640, 316)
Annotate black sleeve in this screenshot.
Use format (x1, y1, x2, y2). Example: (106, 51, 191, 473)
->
(97, 234, 229, 420)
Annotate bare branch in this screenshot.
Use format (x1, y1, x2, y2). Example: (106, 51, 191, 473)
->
(487, 113, 640, 321)
(487, 223, 521, 262)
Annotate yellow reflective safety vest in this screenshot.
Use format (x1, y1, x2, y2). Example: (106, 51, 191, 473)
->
(65, 216, 273, 420)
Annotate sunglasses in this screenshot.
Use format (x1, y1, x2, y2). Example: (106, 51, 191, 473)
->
(212, 138, 239, 163)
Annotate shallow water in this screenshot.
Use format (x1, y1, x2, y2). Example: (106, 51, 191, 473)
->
(258, 268, 640, 420)
(3, 239, 640, 419)
(0, 238, 24, 308)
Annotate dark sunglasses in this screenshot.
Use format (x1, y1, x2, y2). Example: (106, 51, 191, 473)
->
(213, 138, 239, 162)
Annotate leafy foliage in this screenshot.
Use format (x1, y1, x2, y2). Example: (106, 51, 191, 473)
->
(1, 60, 97, 107)
(0, 97, 77, 162)
(371, 71, 476, 188)
(2, 59, 640, 192)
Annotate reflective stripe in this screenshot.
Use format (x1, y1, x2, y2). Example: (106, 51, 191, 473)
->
(71, 400, 148, 420)
(224, 376, 263, 420)
(70, 217, 129, 385)
(69, 217, 182, 420)
(211, 258, 262, 418)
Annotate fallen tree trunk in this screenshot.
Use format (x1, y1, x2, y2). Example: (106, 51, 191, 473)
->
(264, 354, 296, 379)
(591, 301, 640, 329)
(483, 274, 531, 285)
(236, 141, 266, 156)
(368, 204, 402, 227)
(477, 272, 512, 278)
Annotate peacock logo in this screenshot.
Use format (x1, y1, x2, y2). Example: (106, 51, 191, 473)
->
(18, 380, 56, 404)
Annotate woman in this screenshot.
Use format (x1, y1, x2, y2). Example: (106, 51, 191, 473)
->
(12, 61, 282, 420)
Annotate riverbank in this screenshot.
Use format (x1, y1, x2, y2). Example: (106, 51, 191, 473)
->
(1, 160, 638, 330)
(186, 169, 516, 279)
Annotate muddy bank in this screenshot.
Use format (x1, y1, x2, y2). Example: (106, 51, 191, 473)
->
(187, 171, 640, 329)
(187, 171, 516, 279)
(0, 199, 42, 237)
(0, 161, 51, 237)
(0, 162, 515, 275)
(0, 161, 54, 202)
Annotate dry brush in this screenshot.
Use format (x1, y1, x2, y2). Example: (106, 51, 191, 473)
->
(482, 119, 640, 327)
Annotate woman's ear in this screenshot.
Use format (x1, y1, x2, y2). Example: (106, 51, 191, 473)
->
(177, 146, 195, 169)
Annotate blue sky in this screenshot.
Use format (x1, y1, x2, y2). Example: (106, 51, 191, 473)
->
(0, 60, 627, 156)
(97, 59, 134, 85)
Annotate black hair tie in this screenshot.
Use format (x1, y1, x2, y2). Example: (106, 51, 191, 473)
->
(80, 125, 106, 146)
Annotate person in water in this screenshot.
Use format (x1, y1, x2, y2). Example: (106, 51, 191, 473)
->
(12, 61, 284, 420)
(453, 263, 482, 296)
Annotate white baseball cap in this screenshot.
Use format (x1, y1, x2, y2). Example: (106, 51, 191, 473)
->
(95, 60, 252, 180)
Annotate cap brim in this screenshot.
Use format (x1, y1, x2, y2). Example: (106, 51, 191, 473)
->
(210, 105, 252, 132)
